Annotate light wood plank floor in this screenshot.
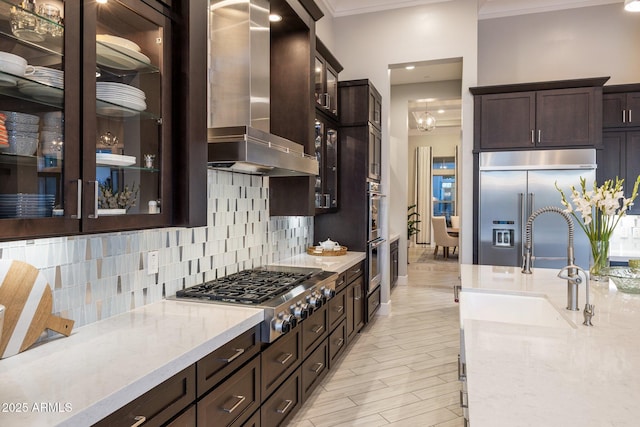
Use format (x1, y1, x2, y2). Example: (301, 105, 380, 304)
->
(288, 247, 463, 427)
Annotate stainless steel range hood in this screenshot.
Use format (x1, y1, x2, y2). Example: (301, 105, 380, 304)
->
(207, 0, 318, 176)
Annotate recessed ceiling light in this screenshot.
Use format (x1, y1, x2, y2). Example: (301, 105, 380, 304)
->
(438, 109, 445, 114)
(405, 65, 415, 70)
(96, 0, 108, 3)
(269, 14, 282, 22)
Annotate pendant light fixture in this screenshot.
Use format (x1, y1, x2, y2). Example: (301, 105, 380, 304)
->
(415, 101, 436, 132)
(625, 0, 640, 12)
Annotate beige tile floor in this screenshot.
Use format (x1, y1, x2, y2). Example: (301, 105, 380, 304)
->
(287, 247, 463, 427)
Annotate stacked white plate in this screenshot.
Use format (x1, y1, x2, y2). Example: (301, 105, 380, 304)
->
(0, 111, 40, 156)
(18, 66, 64, 103)
(96, 34, 151, 70)
(0, 52, 28, 87)
(0, 194, 55, 218)
(96, 82, 147, 115)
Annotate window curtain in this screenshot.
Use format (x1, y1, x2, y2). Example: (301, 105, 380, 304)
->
(415, 146, 432, 244)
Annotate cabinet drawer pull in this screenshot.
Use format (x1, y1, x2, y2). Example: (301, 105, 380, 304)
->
(629, 109, 633, 123)
(337, 278, 346, 287)
(335, 338, 344, 348)
(276, 399, 293, 414)
(459, 390, 468, 409)
(277, 352, 294, 365)
(312, 324, 324, 334)
(131, 415, 146, 427)
(623, 109, 627, 123)
(222, 395, 246, 413)
(336, 305, 344, 314)
(311, 362, 324, 374)
(537, 129, 541, 143)
(530, 129, 534, 144)
(220, 348, 245, 363)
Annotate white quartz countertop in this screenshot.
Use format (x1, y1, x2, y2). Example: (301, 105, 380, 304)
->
(272, 251, 365, 273)
(460, 264, 640, 427)
(0, 300, 264, 427)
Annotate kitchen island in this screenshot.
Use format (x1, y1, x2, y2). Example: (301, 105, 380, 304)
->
(460, 264, 640, 427)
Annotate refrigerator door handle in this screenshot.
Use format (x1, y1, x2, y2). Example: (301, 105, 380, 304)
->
(519, 192, 525, 266)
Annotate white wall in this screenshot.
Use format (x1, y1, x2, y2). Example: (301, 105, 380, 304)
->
(331, 1, 478, 311)
(478, 4, 640, 85)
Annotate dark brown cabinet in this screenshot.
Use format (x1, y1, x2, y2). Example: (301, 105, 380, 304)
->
(603, 91, 640, 128)
(598, 131, 640, 215)
(367, 284, 381, 323)
(261, 327, 301, 401)
(301, 304, 328, 358)
(346, 272, 365, 343)
(314, 113, 339, 213)
(328, 287, 347, 332)
(314, 39, 341, 118)
(328, 318, 347, 368)
(260, 368, 301, 427)
(471, 77, 607, 151)
(301, 339, 328, 402)
(94, 365, 196, 427)
(390, 239, 399, 288)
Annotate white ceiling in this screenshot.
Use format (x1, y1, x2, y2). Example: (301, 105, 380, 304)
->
(320, 0, 623, 19)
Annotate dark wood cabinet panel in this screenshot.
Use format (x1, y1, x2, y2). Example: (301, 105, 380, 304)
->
(260, 368, 301, 427)
(196, 325, 261, 397)
(367, 284, 381, 323)
(479, 92, 536, 149)
(166, 405, 196, 427)
(625, 132, 640, 215)
(197, 356, 261, 427)
(472, 78, 606, 151)
(240, 409, 261, 427)
(346, 261, 365, 283)
(302, 305, 328, 358)
(339, 79, 382, 129)
(314, 113, 339, 213)
(603, 91, 640, 128)
(598, 131, 640, 215)
(94, 365, 196, 427)
(261, 328, 302, 401)
(390, 239, 399, 288)
(328, 288, 347, 332)
(328, 319, 347, 368)
(301, 339, 329, 402)
(346, 275, 365, 343)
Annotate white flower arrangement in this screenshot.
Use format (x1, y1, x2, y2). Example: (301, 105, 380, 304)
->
(556, 176, 640, 242)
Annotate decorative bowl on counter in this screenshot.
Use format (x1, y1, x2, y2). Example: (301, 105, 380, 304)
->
(605, 267, 640, 294)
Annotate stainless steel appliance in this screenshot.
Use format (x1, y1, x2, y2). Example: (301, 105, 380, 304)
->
(367, 182, 385, 292)
(478, 149, 596, 269)
(173, 266, 337, 343)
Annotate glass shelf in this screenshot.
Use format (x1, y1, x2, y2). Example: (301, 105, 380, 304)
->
(96, 40, 159, 76)
(0, 0, 64, 56)
(0, 70, 63, 108)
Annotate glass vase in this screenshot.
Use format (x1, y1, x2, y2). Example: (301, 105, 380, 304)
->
(589, 239, 610, 281)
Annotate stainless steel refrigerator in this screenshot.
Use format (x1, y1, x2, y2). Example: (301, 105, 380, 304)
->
(478, 149, 597, 270)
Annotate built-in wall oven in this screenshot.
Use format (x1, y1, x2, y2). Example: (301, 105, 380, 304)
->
(367, 182, 385, 293)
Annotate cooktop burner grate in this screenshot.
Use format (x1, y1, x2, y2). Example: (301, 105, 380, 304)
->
(176, 268, 313, 304)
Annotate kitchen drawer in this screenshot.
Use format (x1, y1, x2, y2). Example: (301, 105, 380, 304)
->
(328, 288, 347, 332)
(93, 365, 195, 427)
(197, 325, 261, 397)
(329, 319, 347, 368)
(240, 409, 260, 427)
(261, 369, 301, 427)
(367, 284, 381, 323)
(166, 405, 195, 427)
(335, 271, 347, 292)
(346, 261, 364, 284)
(197, 355, 261, 427)
(301, 338, 329, 402)
(261, 328, 301, 401)
(302, 305, 328, 358)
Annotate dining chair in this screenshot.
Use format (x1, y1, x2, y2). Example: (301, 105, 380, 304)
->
(432, 216, 459, 259)
(450, 215, 460, 229)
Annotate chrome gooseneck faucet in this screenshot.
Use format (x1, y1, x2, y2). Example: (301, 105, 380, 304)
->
(521, 206, 594, 325)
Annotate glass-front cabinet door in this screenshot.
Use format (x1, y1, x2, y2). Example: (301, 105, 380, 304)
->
(0, 0, 81, 239)
(83, 0, 170, 232)
(314, 114, 338, 213)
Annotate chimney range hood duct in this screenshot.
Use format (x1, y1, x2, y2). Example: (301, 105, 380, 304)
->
(207, 0, 318, 176)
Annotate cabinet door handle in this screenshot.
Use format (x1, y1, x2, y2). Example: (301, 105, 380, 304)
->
(71, 179, 82, 219)
(530, 129, 534, 144)
(458, 354, 467, 380)
(276, 399, 293, 414)
(537, 129, 541, 143)
(222, 395, 246, 413)
(311, 362, 324, 374)
(220, 347, 245, 363)
(623, 109, 627, 123)
(312, 324, 324, 335)
(629, 109, 632, 123)
(459, 390, 469, 409)
(335, 338, 344, 348)
(131, 416, 146, 427)
(336, 305, 344, 314)
(88, 180, 99, 218)
(277, 352, 293, 365)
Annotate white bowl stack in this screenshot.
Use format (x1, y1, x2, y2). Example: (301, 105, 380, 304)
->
(0, 52, 29, 86)
(25, 66, 64, 89)
(0, 111, 39, 156)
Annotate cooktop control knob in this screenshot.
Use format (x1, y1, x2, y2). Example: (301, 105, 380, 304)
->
(321, 286, 336, 299)
(291, 302, 309, 320)
(274, 312, 293, 334)
(307, 294, 322, 309)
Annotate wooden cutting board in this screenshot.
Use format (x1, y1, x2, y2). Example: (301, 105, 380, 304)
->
(0, 260, 74, 359)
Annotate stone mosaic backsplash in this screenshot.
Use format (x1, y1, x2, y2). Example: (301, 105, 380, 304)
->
(0, 170, 313, 329)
